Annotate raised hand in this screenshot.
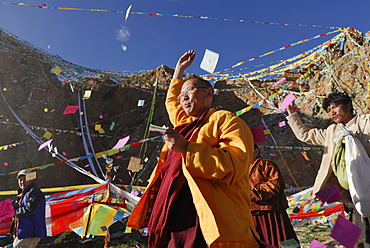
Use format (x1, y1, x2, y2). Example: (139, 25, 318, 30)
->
(173, 50, 196, 79)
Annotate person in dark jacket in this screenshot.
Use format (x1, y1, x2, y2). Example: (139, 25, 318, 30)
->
(249, 145, 299, 247)
(12, 169, 46, 248)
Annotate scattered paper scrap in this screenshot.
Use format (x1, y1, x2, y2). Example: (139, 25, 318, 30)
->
(112, 136, 130, 149)
(44, 108, 48, 112)
(330, 215, 361, 248)
(109, 122, 116, 131)
(95, 124, 102, 131)
(63, 106, 79, 115)
(279, 121, 286, 127)
(138, 100, 145, 107)
(200, 49, 219, 74)
(0, 199, 15, 221)
(3, 162, 8, 166)
(38, 139, 53, 151)
(127, 157, 143, 172)
(43, 131, 53, 140)
(270, 153, 277, 156)
(280, 94, 296, 111)
(99, 115, 103, 119)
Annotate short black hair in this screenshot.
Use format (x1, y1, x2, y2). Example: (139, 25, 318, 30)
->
(187, 77, 212, 88)
(322, 92, 353, 112)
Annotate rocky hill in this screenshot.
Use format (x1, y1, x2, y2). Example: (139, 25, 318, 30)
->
(1, 27, 369, 192)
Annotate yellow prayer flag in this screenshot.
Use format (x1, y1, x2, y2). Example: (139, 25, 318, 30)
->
(95, 124, 101, 131)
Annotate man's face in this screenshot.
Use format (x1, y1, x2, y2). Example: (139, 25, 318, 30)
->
(18, 175, 31, 190)
(326, 102, 353, 124)
(178, 79, 212, 118)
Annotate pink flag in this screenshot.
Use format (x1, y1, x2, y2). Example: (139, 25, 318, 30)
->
(62, 106, 79, 115)
(280, 94, 296, 111)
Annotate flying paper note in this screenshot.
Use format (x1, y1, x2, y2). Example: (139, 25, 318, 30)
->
(83, 90, 92, 100)
(330, 215, 361, 248)
(38, 139, 53, 151)
(112, 136, 130, 149)
(272, 77, 287, 87)
(0, 199, 15, 221)
(280, 94, 296, 111)
(315, 185, 342, 204)
(200, 49, 219, 74)
(63, 106, 79, 115)
(250, 126, 267, 144)
(125, 4, 132, 22)
(121, 44, 128, 52)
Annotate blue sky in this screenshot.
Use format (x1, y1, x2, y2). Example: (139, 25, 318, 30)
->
(0, 0, 369, 76)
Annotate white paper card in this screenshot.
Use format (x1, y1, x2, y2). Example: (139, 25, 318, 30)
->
(200, 49, 219, 74)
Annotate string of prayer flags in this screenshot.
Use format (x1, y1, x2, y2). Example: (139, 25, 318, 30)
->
(330, 215, 361, 248)
(75, 67, 86, 74)
(63, 106, 79, 115)
(280, 94, 296, 111)
(235, 105, 252, 117)
(200, 49, 219, 74)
